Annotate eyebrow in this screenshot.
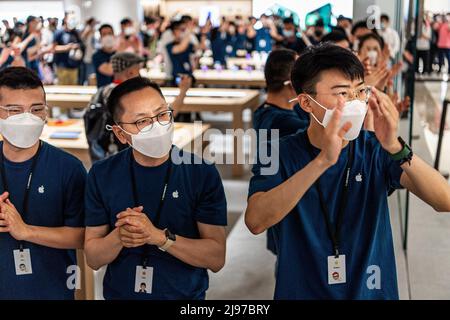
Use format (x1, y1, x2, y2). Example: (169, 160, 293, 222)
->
(331, 81, 365, 90)
(4, 102, 45, 107)
(133, 106, 167, 118)
(331, 85, 351, 90)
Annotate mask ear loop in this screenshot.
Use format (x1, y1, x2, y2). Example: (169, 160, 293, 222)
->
(105, 123, 135, 149)
(306, 94, 330, 127)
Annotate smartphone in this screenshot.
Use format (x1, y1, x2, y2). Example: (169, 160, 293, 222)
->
(176, 73, 188, 85)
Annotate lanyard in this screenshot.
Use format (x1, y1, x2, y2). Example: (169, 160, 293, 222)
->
(129, 151, 172, 267)
(305, 134, 354, 258)
(0, 141, 42, 251)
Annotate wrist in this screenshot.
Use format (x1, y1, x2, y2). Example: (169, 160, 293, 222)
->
(149, 228, 166, 247)
(21, 224, 33, 242)
(315, 152, 333, 170)
(384, 140, 403, 154)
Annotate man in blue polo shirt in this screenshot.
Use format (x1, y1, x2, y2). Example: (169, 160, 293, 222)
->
(254, 48, 309, 255)
(246, 44, 450, 299)
(254, 48, 309, 140)
(84, 77, 227, 299)
(53, 17, 82, 85)
(92, 24, 116, 88)
(166, 20, 196, 84)
(0, 67, 86, 299)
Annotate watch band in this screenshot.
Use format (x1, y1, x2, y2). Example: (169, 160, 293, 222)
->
(158, 229, 176, 252)
(389, 137, 413, 164)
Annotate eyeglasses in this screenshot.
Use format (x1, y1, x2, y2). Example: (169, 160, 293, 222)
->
(118, 107, 173, 133)
(309, 86, 372, 103)
(0, 104, 48, 119)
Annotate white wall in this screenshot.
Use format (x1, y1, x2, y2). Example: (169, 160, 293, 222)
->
(79, 0, 143, 32)
(161, 0, 252, 19)
(424, 0, 450, 13)
(0, 0, 65, 24)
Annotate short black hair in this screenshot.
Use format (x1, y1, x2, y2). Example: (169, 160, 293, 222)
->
(120, 18, 132, 26)
(181, 15, 193, 23)
(337, 15, 352, 23)
(0, 67, 44, 100)
(290, 43, 364, 95)
(321, 30, 349, 44)
(144, 16, 156, 25)
(99, 23, 113, 34)
(264, 49, 297, 93)
(315, 19, 325, 27)
(358, 33, 385, 51)
(107, 76, 164, 122)
(170, 20, 184, 31)
(351, 20, 370, 35)
(380, 14, 390, 21)
(283, 17, 295, 25)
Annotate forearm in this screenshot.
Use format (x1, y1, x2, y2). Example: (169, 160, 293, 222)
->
(98, 62, 113, 76)
(171, 90, 187, 117)
(85, 228, 123, 270)
(172, 37, 191, 54)
(25, 226, 84, 249)
(245, 154, 330, 234)
(54, 44, 72, 53)
(401, 155, 450, 212)
(163, 233, 225, 272)
(20, 35, 35, 52)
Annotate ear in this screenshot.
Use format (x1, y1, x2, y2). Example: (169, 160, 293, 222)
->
(112, 125, 130, 145)
(297, 94, 313, 113)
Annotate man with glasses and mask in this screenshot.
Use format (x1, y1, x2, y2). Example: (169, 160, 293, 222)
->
(246, 44, 450, 299)
(84, 77, 227, 299)
(0, 67, 86, 299)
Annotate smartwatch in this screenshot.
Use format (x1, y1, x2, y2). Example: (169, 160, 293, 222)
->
(158, 229, 176, 252)
(389, 136, 413, 165)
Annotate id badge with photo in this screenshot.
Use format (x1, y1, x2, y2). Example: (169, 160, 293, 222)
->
(134, 265, 153, 294)
(327, 254, 346, 285)
(13, 249, 33, 275)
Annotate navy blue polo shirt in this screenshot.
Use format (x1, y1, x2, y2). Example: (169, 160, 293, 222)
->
(253, 102, 310, 255)
(92, 49, 115, 88)
(211, 32, 227, 65)
(53, 29, 82, 69)
(166, 42, 194, 80)
(0, 141, 87, 299)
(253, 102, 310, 139)
(233, 33, 248, 54)
(248, 130, 404, 299)
(85, 147, 227, 300)
(21, 35, 40, 73)
(255, 28, 272, 52)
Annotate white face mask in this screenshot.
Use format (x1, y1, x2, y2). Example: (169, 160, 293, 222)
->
(124, 26, 135, 36)
(0, 113, 45, 148)
(307, 95, 368, 141)
(101, 35, 115, 48)
(124, 122, 174, 158)
(67, 18, 78, 30)
(367, 50, 378, 66)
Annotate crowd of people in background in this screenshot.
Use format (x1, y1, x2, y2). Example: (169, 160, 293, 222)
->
(1, 11, 449, 86)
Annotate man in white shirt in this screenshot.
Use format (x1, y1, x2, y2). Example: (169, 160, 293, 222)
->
(379, 14, 400, 59)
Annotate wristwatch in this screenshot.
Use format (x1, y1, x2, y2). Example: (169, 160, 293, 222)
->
(158, 229, 176, 252)
(389, 136, 413, 165)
